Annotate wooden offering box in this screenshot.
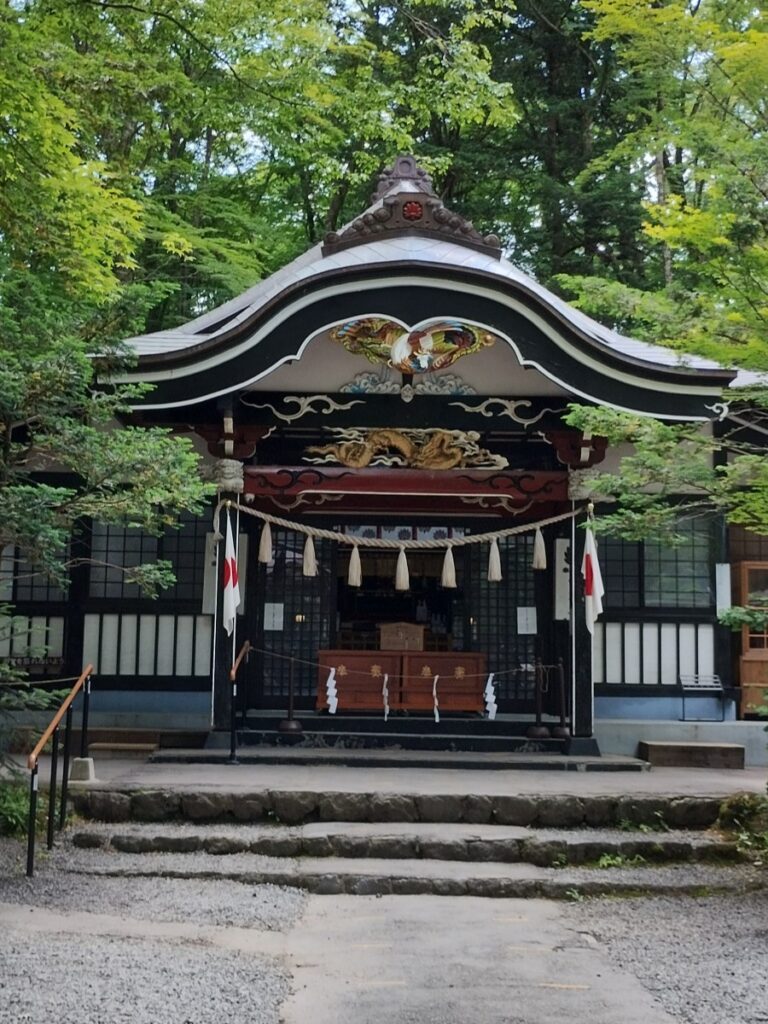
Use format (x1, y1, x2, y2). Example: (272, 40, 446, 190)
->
(401, 652, 486, 713)
(379, 622, 425, 651)
(316, 650, 401, 712)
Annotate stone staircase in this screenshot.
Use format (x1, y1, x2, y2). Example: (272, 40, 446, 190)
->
(65, 786, 763, 899)
(228, 712, 597, 757)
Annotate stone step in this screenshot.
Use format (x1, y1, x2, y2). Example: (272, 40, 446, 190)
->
(243, 713, 566, 737)
(153, 746, 638, 771)
(71, 787, 724, 831)
(638, 741, 745, 769)
(229, 730, 573, 756)
(88, 742, 157, 760)
(69, 821, 740, 866)
(55, 848, 762, 900)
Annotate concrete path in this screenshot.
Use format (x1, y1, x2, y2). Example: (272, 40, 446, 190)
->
(281, 895, 679, 1024)
(23, 755, 767, 797)
(0, 895, 677, 1024)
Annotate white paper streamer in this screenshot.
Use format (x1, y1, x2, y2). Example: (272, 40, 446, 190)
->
(432, 674, 440, 724)
(441, 546, 457, 588)
(484, 672, 498, 720)
(395, 546, 409, 590)
(303, 534, 318, 577)
(532, 527, 547, 570)
(326, 667, 338, 714)
(488, 537, 502, 582)
(258, 521, 273, 563)
(347, 544, 362, 587)
(382, 673, 390, 722)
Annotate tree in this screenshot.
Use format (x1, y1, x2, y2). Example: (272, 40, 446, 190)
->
(554, 0, 768, 365)
(548, 2, 768, 545)
(0, 4, 212, 698)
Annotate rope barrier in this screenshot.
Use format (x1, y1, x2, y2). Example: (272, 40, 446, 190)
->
(213, 500, 582, 549)
(247, 643, 557, 681)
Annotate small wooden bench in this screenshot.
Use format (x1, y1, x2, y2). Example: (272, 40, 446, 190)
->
(678, 674, 738, 722)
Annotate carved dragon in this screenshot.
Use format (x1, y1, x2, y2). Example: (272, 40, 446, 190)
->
(305, 428, 508, 471)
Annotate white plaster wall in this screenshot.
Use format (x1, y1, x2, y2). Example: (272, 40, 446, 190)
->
(244, 329, 569, 398)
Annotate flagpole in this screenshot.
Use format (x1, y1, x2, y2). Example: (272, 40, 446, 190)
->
(232, 497, 240, 665)
(570, 499, 577, 735)
(210, 491, 221, 730)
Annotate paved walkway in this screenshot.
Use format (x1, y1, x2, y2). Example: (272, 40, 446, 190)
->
(22, 756, 768, 797)
(0, 894, 678, 1024)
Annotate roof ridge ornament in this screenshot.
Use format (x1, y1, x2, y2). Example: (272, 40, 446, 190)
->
(371, 155, 438, 201)
(322, 155, 502, 259)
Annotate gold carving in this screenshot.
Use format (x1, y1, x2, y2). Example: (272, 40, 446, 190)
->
(330, 317, 496, 374)
(306, 428, 508, 471)
(370, 664, 383, 678)
(337, 665, 348, 677)
(420, 665, 432, 677)
(453, 666, 466, 679)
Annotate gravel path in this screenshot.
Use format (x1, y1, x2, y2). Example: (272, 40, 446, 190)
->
(565, 891, 768, 1024)
(0, 837, 304, 1024)
(0, 837, 307, 929)
(4, 831, 768, 1024)
(0, 931, 290, 1024)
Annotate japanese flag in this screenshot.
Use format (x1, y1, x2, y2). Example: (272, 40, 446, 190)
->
(581, 526, 604, 635)
(222, 510, 240, 636)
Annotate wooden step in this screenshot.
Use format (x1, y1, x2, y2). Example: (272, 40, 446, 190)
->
(638, 741, 745, 769)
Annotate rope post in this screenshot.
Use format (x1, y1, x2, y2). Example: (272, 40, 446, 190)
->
(59, 706, 73, 830)
(279, 659, 303, 738)
(527, 659, 551, 739)
(46, 728, 59, 850)
(552, 657, 571, 739)
(26, 764, 39, 878)
(228, 674, 239, 765)
(79, 674, 91, 759)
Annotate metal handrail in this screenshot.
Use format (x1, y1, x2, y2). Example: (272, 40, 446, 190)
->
(228, 641, 251, 763)
(27, 664, 93, 770)
(26, 664, 94, 877)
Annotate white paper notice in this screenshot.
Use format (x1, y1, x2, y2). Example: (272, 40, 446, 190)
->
(263, 603, 284, 631)
(516, 606, 538, 635)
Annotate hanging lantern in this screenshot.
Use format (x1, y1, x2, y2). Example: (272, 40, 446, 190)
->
(348, 545, 362, 587)
(303, 534, 318, 577)
(258, 521, 273, 563)
(488, 537, 502, 582)
(441, 547, 457, 588)
(395, 546, 410, 591)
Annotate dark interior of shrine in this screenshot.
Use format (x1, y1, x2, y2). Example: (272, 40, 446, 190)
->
(335, 549, 461, 651)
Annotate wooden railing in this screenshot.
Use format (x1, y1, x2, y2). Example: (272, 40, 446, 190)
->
(228, 641, 251, 763)
(26, 664, 94, 877)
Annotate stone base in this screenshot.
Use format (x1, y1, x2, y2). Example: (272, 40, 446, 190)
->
(564, 736, 601, 757)
(69, 757, 96, 783)
(638, 741, 745, 769)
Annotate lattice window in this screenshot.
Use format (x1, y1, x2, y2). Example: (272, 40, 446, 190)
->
(602, 519, 713, 610)
(4, 547, 68, 603)
(465, 534, 536, 703)
(88, 510, 211, 601)
(601, 537, 641, 609)
(258, 529, 335, 700)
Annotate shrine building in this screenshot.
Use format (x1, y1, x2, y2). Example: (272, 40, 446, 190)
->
(9, 156, 767, 756)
